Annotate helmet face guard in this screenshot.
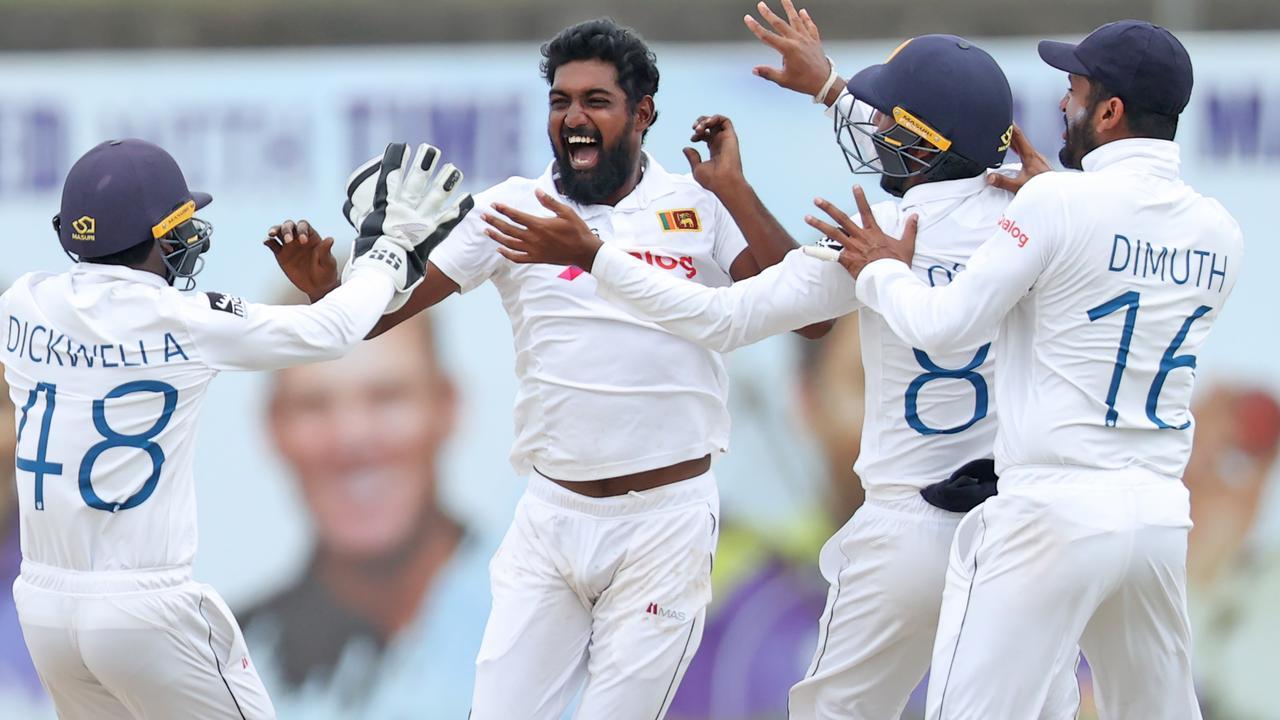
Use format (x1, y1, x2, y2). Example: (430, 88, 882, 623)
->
(160, 216, 213, 291)
(832, 96, 950, 179)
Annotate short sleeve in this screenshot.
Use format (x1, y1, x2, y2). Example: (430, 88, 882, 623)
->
(428, 186, 506, 295)
(709, 195, 749, 274)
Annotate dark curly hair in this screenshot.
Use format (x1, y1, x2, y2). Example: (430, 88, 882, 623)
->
(540, 18, 660, 138)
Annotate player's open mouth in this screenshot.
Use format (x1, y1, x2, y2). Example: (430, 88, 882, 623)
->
(565, 133, 601, 170)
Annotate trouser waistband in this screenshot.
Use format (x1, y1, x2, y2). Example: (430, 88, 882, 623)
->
(19, 561, 192, 594)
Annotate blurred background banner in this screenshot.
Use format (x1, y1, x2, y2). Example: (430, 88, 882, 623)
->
(2, 24, 1280, 720)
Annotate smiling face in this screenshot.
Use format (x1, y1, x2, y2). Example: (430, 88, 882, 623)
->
(268, 320, 457, 561)
(547, 58, 652, 205)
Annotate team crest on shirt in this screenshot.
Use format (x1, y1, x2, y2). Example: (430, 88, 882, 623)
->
(206, 292, 247, 318)
(657, 208, 701, 232)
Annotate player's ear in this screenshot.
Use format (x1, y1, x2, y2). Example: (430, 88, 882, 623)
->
(1098, 96, 1125, 134)
(634, 95, 656, 135)
(1104, 97, 1119, 120)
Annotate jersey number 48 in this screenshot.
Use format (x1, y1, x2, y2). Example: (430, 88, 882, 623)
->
(16, 381, 177, 512)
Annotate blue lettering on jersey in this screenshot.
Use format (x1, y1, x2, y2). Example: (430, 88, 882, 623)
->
(2, 315, 188, 368)
(1108, 234, 1229, 292)
(6, 315, 20, 354)
(163, 333, 188, 362)
(68, 340, 95, 368)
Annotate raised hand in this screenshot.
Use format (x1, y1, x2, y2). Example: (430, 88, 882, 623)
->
(805, 185, 918, 278)
(683, 114, 746, 196)
(744, 0, 840, 103)
(986, 125, 1053, 194)
(264, 219, 340, 303)
(483, 189, 603, 270)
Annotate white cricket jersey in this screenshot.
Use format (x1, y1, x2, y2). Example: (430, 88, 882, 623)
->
(428, 154, 748, 481)
(1, 263, 395, 573)
(856, 139, 1242, 481)
(589, 170, 1018, 499)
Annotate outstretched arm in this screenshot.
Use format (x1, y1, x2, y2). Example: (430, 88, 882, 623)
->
(184, 267, 397, 372)
(263, 218, 459, 339)
(484, 191, 858, 352)
(810, 183, 1057, 353)
(592, 245, 856, 352)
(683, 114, 833, 338)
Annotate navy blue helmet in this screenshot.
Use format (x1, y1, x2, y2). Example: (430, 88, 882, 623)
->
(54, 139, 213, 289)
(834, 35, 1014, 182)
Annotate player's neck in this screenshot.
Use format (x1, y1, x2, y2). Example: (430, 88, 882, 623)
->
(315, 509, 463, 640)
(600, 155, 645, 206)
(124, 245, 171, 282)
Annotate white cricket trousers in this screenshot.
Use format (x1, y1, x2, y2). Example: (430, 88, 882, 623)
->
(788, 494, 1080, 720)
(13, 561, 275, 720)
(927, 467, 1201, 719)
(470, 470, 719, 720)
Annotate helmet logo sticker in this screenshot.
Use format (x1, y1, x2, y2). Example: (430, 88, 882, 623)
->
(998, 125, 1014, 152)
(70, 216, 96, 242)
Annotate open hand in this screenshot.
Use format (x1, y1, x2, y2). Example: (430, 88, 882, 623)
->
(264, 219, 340, 302)
(805, 186, 918, 279)
(744, 0, 838, 103)
(483, 190, 603, 270)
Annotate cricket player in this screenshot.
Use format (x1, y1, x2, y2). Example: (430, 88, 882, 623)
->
(487, 5, 1079, 717)
(268, 18, 803, 720)
(0, 138, 470, 719)
(814, 20, 1237, 719)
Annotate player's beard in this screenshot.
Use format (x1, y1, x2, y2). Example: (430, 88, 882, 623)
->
(554, 118, 638, 206)
(1059, 107, 1099, 170)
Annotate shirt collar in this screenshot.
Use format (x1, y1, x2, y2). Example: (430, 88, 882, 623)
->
(899, 171, 991, 212)
(1081, 138, 1181, 178)
(70, 262, 172, 289)
(537, 151, 677, 212)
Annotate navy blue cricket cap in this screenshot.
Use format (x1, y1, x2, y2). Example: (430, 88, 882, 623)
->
(58, 138, 211, 259)
(1038, 20, 1193, 116)
(848, 34, 1014, 168)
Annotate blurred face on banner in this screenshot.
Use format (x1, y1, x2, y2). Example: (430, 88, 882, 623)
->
(798, 317, 867, 520)
(269, 320, 457, 560)
(1, 372, 16, 521)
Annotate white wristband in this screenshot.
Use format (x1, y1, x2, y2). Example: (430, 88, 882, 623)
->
(813, 56, 840, 104)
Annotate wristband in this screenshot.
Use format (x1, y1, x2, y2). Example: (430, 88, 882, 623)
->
(813, 57, 840, 105)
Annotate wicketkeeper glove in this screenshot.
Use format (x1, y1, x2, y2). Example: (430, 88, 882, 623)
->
(920, 458, 999, 513)
(341, 142, 474, 313)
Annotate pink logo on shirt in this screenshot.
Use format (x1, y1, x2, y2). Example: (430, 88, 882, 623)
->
(628, 251, 698, 279)
(558, 266, 586, 281)
(998, 216, 1030, 248)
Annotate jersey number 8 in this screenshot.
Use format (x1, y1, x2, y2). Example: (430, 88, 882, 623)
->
(905, 344, 991, 436)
